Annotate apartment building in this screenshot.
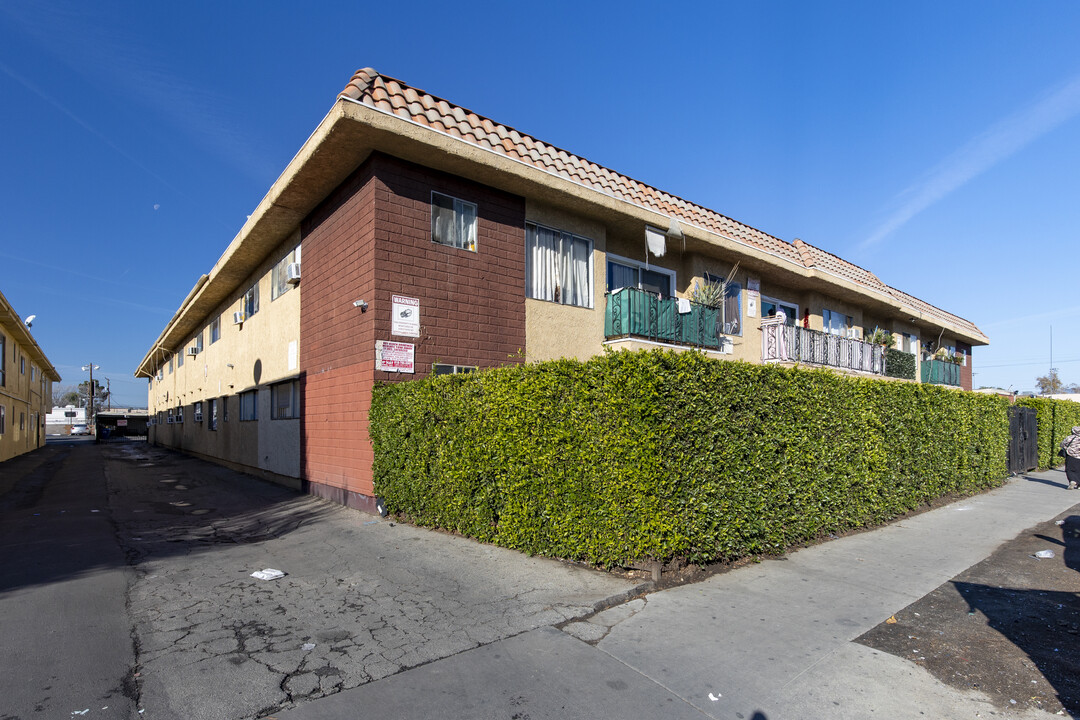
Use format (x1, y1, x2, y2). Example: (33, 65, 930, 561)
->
(0, 290, 59, 462)
(137, 68, 988, 512)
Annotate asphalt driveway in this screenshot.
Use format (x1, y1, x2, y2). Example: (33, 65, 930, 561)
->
(0, 440, 640, 720)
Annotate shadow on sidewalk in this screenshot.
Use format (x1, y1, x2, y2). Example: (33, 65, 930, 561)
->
(0, 442, 339, 594)
(1023, 470, 1069, 490)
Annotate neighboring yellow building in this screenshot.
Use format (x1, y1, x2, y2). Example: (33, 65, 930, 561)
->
(136, 68, 988, 512)
(0, 290, 59, 462)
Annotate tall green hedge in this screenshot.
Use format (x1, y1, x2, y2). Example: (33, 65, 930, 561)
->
(370, 350, 1010, 567)
(885, 348, 916, 380)
(1015, 397, 1080, 468)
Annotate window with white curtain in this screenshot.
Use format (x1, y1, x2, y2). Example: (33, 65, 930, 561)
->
(431, 192, 477, 252)
(823, 309, 854, 337)
(525, 223, 593, 308)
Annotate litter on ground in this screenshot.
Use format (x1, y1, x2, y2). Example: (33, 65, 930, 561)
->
(1033, 550, 1056, 559)
(251, 569, 286, 581)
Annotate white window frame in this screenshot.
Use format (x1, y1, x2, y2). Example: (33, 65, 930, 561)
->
(760, 296, 799, 326)
(703, 271, 744, 337)
(822, 309, 856, 338)
(243, 283, 260, 318)
(177, 347, 184, 368)
(208, 398, 218, 430)
(210, 316, 221, 344)
(525, 222, 594, 308)
(272, 245, 302, 300)
(431, 191, 477, 252)
(606, 253, 676, 297)
(433, 364, 478, 376)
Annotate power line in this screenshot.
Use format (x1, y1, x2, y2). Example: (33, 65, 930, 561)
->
(978, 357, 1080, 370)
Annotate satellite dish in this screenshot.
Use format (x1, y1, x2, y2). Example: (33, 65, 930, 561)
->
(24, 315, 36, 328)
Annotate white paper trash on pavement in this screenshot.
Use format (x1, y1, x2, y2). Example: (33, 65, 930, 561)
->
(251, 568, 286, 580)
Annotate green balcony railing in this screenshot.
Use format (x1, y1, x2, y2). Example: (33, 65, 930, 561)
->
(921, 358, 961, 386)
(604, 287, 730, 350)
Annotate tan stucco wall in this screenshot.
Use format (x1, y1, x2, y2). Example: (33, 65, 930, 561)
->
(148, 233, 301, 477)
(0, 334, 51, 462)
(523, 201, 609, 363)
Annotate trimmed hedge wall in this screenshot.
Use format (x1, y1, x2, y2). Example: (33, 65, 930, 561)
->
(371, 350, 1010, 567)
(885, 348, 916, 380)
(1015, 397, 1080, 469)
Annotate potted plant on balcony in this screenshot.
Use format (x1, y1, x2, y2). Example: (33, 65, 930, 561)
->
(867, 327, 896, 348)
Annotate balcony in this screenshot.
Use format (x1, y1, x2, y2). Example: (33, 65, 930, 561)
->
(920, 358, 961, 386)
(760, 317, 886, 376)
(604, 287, 730, 350)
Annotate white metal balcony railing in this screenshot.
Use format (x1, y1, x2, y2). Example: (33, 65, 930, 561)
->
(760, 317, 886, 375)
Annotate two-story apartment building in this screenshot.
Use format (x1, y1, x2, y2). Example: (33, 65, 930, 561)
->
(1, 290, 59, 462)
(137, 68, 988, 512)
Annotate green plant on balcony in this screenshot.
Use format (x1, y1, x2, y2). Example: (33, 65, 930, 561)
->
(690, 262, 739, 309)
(867, 326, 896, 348)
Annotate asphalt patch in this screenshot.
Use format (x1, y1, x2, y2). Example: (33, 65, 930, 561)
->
(858, 502, 1080, 715)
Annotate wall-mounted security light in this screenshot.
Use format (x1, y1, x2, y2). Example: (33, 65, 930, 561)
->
(353, 300, 369, 312)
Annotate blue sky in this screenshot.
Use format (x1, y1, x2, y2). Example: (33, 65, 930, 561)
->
(2, 1, 1079, 406)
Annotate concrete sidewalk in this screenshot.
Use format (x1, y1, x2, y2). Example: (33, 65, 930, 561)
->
(275, 469, 1080, 720)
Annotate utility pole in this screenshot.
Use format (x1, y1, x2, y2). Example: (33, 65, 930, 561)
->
(106, 378, 111, 411)
(82, 363, 99, 430)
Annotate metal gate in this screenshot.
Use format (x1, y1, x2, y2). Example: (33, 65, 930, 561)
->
(1007, 406, 1037, 474)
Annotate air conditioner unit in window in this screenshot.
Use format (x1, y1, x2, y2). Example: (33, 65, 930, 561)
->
(194, 412, 203, 422)
(286, 262, 301, 284)
(233, 311, 247, 325)
(187, 347, 198, 356)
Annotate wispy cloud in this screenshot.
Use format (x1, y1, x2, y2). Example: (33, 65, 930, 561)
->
(0, 59, 183, 193)
(1, 2, 280, 185)
(860, 72, 1080, 250)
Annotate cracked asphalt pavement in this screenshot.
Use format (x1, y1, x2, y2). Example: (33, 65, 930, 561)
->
(0, 439, 641, 720)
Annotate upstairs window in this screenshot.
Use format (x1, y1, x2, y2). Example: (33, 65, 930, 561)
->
(243, 283, 260, 318)
(0, 334, 5, 387)
(177, 347, 184, 367)
(20, 356, 25, 375)
(607, 255, 674, 297)
(761, 298, 798, 327)
(823, 309, 854, 338)
(272, 245, 302, 300)
(210, 316, 221, 344)
(525, 223, 593, 308)
(194, 332, 204, 354)
(168, 356, 174, 374)
(702, 272, 743, 336)
(431, 192, 477, 252)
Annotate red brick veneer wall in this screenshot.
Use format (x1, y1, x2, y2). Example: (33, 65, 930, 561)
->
(960, 341, 973, 392)
(300, 153, 526, 510)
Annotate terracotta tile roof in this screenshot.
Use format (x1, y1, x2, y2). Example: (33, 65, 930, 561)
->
(339, 68, 984, 341)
